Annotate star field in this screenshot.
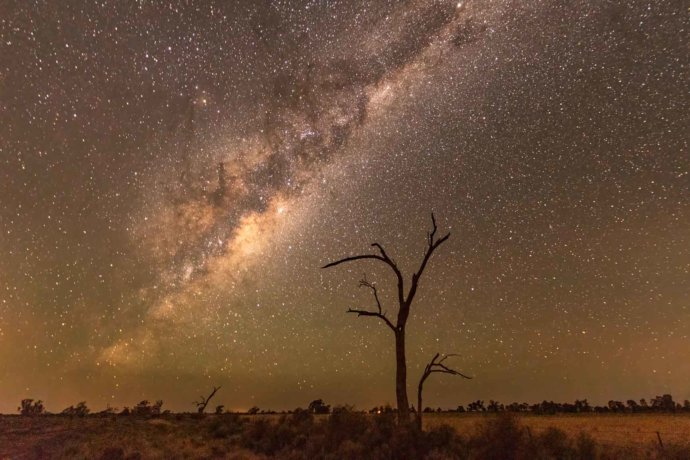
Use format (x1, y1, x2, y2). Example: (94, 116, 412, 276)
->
(0, 0, 688, 413)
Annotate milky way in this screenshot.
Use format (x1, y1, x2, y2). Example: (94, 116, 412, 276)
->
(0, 1, 688, 412)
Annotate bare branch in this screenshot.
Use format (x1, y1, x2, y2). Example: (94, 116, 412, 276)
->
(405, 214, 451, 308)
(437, 353, 460, 365)
(426, 354, 472, 379)
(359, 276, 382, 314)
(347, 308, 395, 331)
(323, 242, 406, 310)
(322, 254, 387, 269)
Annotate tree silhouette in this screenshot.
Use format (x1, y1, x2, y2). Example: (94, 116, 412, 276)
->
(194, 386, 221, 414)
(132, 400, 163, 417)
(308, 399, 331, 414)
(18, 399, 45, 416)
(416, 353, 470, 429)
(323, 214, 450, 422)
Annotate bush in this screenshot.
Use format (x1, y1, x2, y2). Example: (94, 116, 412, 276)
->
(62, 401, 90, 417)
(18, 399, 45, 416)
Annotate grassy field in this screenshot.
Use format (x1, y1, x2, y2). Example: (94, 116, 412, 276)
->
(423, 412, 690, 450)
(1, 412, 689, 459)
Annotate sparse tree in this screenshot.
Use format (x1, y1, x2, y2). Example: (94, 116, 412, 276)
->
(467, 400, 485, 412)
(247, 406, 260, 415)
(18, 399, 45, 416)
(651, 394, 676, 412)
(193, 386, 221, 414)
(323, 214, 450, 422)
(215, 405, 225, 415)
(308, 399, 331, 414)
(132, 400, 163, 417)
(416, 353, 471, 429)
(574, 399, 590, 413)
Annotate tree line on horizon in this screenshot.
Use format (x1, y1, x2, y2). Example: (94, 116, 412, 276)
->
(15, 394, 690, 417)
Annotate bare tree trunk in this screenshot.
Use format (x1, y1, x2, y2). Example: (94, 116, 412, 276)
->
(323, 214, 451, 425)
(395, 329, 410, 422)
(417, 378, 424, 431)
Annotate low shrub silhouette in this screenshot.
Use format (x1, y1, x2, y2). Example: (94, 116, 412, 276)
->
(236, 405, 469, 459)
(18, 398, 45, 416)
(132, 400, 163, 417)
(61, 401, 89, 417)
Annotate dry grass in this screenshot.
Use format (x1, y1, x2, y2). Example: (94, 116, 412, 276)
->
(1, 412, 689, 459)
(424, 412, 690, 454)
(0, 414, 259, 460)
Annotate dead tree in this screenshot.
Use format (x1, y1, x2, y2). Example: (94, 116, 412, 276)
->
(417, 353, 471, 430)
(323, 213, 450, 422)
(194, 386, 221, 414)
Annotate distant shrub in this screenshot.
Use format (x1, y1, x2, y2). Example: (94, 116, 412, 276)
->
(308, 399, 331, 414)
(18, 398, 45, 416)
(61, 401, 89, 417)
(132, 400, 163, 417)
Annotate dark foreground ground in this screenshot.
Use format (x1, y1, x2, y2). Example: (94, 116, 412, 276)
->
(2, 411, 689, 459)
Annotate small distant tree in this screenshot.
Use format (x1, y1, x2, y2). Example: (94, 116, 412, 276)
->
(487, 400, 503, 412)
(193, 386, 221, 414)
(467, 400, 485, 412)
(308, 399, 331, 414)
(247, 406, 260, 415)
(18, 399, 45, 416)
(132, 400, 163, 417)
(215, 405, 225, 415)
(639, 399, 649, 411)
(651, 394, 676, 412)
(607, 400, 625, 412)
(574, 399, 591, 413)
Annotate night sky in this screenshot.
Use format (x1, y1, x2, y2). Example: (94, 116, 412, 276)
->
(1, 0, 688, 413)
